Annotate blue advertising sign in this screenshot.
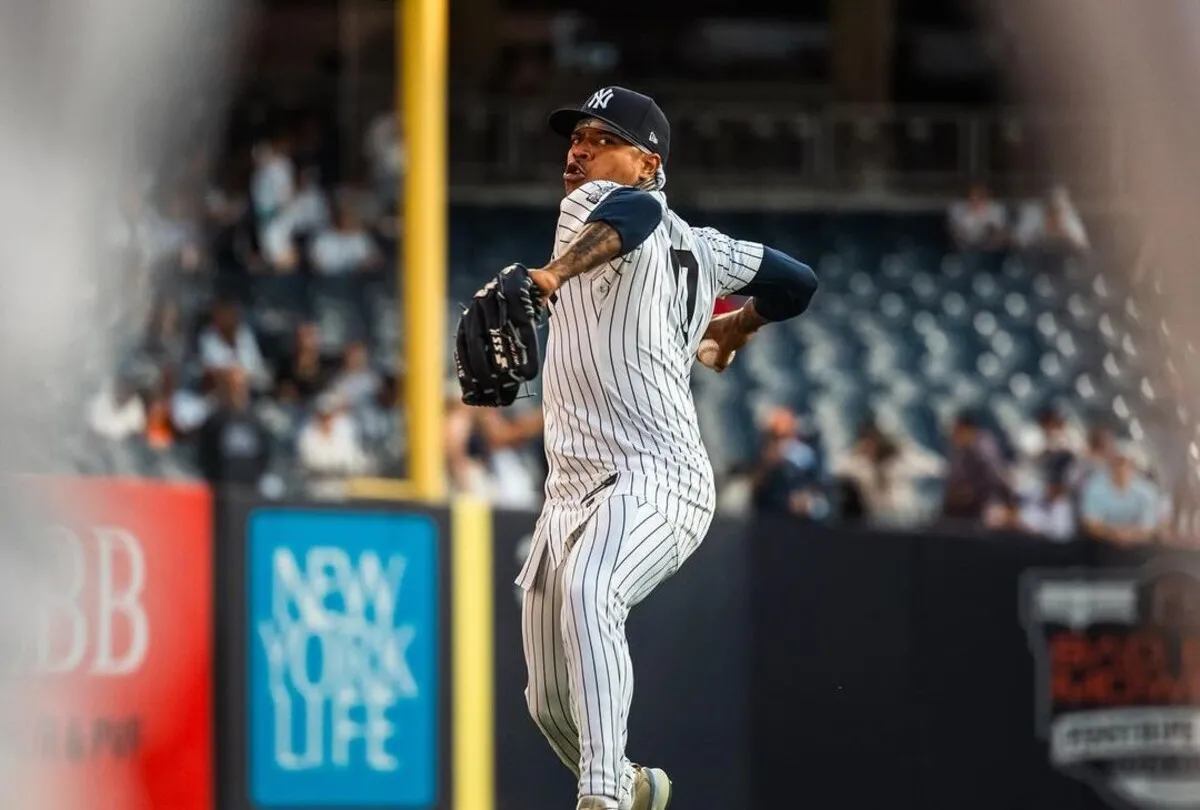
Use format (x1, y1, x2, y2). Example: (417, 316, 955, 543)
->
(247, 509, 438, 807)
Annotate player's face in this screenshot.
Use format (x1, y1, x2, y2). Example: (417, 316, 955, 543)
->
(564, 125, 652, 194)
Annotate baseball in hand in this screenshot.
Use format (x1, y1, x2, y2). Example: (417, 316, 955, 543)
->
(697, 338, 730, 370)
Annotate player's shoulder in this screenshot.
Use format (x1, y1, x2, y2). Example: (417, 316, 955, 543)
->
(560, 180, 622, 213)
(689, 224, 732, 250)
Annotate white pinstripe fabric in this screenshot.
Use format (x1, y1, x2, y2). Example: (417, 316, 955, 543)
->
(517, 180, 764, 807)
(522, 496, 690, 809)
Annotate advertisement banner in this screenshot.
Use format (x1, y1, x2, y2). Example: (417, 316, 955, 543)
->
(23, 477, 213, 810)
(246, 508, 439, 808)
(1023, 562, 1200, 810)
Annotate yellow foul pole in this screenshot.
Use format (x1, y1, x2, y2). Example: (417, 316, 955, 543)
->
(400, 0, 447, 501)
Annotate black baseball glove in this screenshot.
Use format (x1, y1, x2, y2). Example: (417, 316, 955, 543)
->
(454, 263, 544, 407)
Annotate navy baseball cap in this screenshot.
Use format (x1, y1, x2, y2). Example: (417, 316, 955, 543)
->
(549, 86, 670, 166)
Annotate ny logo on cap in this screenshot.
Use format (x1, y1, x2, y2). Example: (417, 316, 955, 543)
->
(586, 88, 615, 110)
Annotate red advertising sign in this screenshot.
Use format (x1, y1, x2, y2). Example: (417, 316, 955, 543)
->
(16, 477, 213, 809)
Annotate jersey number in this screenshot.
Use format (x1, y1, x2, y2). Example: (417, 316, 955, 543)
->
(670, 248, 699, 338)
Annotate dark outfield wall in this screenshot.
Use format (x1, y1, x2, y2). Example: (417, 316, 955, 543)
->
(494, 509, 1196, 810)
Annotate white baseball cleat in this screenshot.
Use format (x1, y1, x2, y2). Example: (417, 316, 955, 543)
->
(632, 765, 672, 810)
(577, 798, 613, 810)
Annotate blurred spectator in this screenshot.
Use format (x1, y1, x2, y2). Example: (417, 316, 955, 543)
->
(445, 393, 544, 508)
(141, 365, 197, 452)
(197, 367, 270, 488)
(1015, 405, 1082, 494)
(1015, 451, 1077, 541)
(274, 321, 328, 405)
(1080, 441, 1161, 546)
(143, 387, 175, 451)
(941, 411, 1012, 523)
(309, 200, 382, 275)
(169, 368, 213, 436)
(833, 419, 944, 527)
(357, 373, 403, 467)
(139, 186, 205, 271)
(751, 406, 829, 520)
(1013, 184, 1090, 252)
(329, 341, 382, 409)
(143, 296, 187, 368)
(447, 394, 488, 496)
(284, 166, 331, 234)
(947, 181, 1008, 251)
(260, 166, 331, 272)
(250, 134, 295, 224)
(198, 298, 270, 391)
(87, 366, 149, 441)
(1033, 405, 1078, 456)
(204, 165, 248, 229)
(297, 392, 370, 478)
(1071, 424, 1115, 493)
(475, 406, 545, 508)
(365, 110, 405, 202)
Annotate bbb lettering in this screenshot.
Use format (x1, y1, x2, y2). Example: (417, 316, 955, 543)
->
(20, 526, 149, 677)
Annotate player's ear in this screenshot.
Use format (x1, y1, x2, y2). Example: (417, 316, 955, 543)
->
(638, 152, 661, 185)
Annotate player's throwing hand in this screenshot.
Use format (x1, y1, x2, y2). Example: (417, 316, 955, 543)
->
(696, 300, 769, 372)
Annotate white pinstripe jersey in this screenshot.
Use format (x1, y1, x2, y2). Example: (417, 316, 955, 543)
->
(520, 179, 764, 584)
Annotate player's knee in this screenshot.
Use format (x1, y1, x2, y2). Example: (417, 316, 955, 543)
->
(526, 689, 563, 734)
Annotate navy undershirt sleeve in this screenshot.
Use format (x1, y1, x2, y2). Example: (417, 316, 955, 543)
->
(585, 187, 663, 255)
(739, 245, 818, 321)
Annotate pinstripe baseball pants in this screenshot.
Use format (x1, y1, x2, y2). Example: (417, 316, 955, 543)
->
(521, 495, 687, 809)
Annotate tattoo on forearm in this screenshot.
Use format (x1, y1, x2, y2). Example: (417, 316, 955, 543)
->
(546, 221, 622, 283)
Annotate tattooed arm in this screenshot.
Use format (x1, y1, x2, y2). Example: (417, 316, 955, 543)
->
(529, 184, 662, 299)
(529, 220, 622, 298)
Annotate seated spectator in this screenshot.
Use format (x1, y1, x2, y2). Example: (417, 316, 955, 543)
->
(251, 134, 296, 225)
(197, 367, 270, 489)
(143, 296, 187, 368)
(275, 321, 329, 405)
(139, 185, 205, 272)
(1016, 452, 1077, 541)
(1013, 184, 1090, 252)
(260, 166, 331, 272)
(364, 109, 405, 203)
(139, 365, 185, 451)
(941, 411, 1012, 523)
(447, 392, 489, 496)
(170, 370, 214, 436)
(1015, 405, 1082, 494)
(357, 373, 403, 470)
(143, 389, 175, 451)
(1072, 424, 1115, 493)
(197, 298, 270, 391)
(833, 419, 944, 527)
(473, 404, 546, 509)
(751, 406, 829, 520)
(140, 364, 210, 447)
(1080, 441, 1161, 546)
(329, 341, 383, 408)
(445, 390, 544, 507)
(947, 181, 1008, 251)
(87, 366, 150, 441)
(309, 200, 382, 276)
(284, 166, 331, 236)
(297, 392, 370, 478)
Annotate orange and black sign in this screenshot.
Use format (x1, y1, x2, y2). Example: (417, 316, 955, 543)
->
(1023, 565, 1200, 809)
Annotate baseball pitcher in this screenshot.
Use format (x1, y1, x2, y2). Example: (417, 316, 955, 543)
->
(455, 86, 818, 810)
